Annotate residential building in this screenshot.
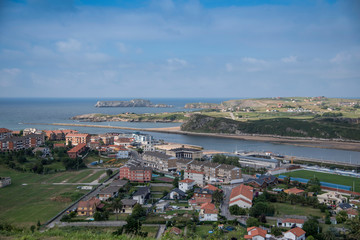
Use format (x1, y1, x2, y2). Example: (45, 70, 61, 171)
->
(317, 191, 347, 205)
(229, 184, 254, 209)
(188, 160, 204, 172)
(179, 178, 195, 192)
(176, 159, 193, 171)
(77, 197, 101, 216)
(347, 209, 359, 219)
(98, 134, 114, 145)
(132, 186, 150, 205)
(0, 133, 45, 151)
(132, 133, 153, 145)
(184, 169, 205, 186)
(110, 179, 128, 188)
(277, 218, 305, 228)
(202, 162, 221, 181)
(0, 128, 12, 140)
(0, 177, 11, 188)
(67, 143, 87, 159)
(98, 186, 120, 201)
(119, 166, 152, 182)
(114, 137, 133, 147)
(189, 188, 214, 208)
(155, 200, 170, 213)
(245, 175, 278, 189)
(44, 129, 78, 141)
(120, 199, 137, 214)
(203, 184, 221, 192)
(116, 147, 129, 159)
(167, 147, 203, 160)
(283, 227, 306, 240)
(284, 187, 305, 196)
(199, 202, 218, 221)
(169, 188, 186, 200)
(65, 133, 90, 146)
(23, 128, 37, 135)
(216, 164, 242, 183)
(165, 227, 182, 236)
(244, 227, 268, 240)
(142, 151, 177, 172)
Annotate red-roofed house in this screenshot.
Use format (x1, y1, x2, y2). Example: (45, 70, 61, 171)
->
(347, 208, 359, 219)
(77, 197, 101, 216)
(0, 128, 12, 140)
(203, 184, 221, 192)
(179, 178, 195, 192)
(244, 227, 267, 240)
(277, 218, 305, 228)
(67, 143, 87, 159)
(284, 227, 306, 240)
(284, 188, 305, 196)
(229, 184, 254, 209)
(199, 202, 218, 221)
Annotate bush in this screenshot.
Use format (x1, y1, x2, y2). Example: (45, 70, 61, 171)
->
(229, 205, 246, 215)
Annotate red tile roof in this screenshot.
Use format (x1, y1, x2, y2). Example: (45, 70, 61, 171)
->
(180, 178, 195, 183)
(68, 143, 87, 153)
(66, 133, 89, 138)
(185, 169, 204, 175)
(287, 227, 306, 237)
(230, 184, 253, 201)
(200, 202, 218, 214)
(346, 209, 359, 216)
(204, 184, 221, 192)
(0, 128, 11, 133)
(284, 187, 304, 195)
(282, 218, 305, 224)
(245, 227, 267, 239)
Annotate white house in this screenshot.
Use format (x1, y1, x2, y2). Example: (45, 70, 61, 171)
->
(184, 170, 205, 186)
(116, 147, 129, 159)
(169, 188, 186, 200)
(132, 186, 150, 205)
(317, 191, 346, 206)
(283, 227, 306, 240)
(244, 227, 267, 240)
(199, 202, 218, 221)
(229, 184, 254, 209)
(277, 218, 305, 228)
(179, 178, 195, 193)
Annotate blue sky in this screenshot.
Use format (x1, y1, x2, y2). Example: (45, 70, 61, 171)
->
(0, 0, 359, 98)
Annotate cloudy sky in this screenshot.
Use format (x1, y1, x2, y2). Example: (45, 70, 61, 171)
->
(0, 0, 359, 98)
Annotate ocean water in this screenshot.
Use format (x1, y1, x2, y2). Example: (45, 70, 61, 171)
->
(0, 98, 359, 164)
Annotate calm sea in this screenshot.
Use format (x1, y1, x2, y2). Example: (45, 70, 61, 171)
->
(0, 98, 359, 164)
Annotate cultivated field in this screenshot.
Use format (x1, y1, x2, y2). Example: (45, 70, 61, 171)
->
(0, 167, 105, 226)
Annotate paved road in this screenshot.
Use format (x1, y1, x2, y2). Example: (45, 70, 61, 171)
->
(156, 225, 166, 239)
(220, 185, 236, 221)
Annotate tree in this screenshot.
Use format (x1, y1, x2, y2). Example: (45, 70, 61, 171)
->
(249, 202, 275, 217)
(336, 210, 347, 224)
(307, 177, 321, 193)
(271, 227, 283, 236)
(106, 169, 113, 177)
(246, 217, 260, 227)
(94, 211, 109, 221)
(287, 194, 298, 205)
(172, 177, 179, 188)
(124, 216, 142, 234)
(180, 170, 184, 180)
(30, 225, 35, 233)
(212, 190, 224, 205)
(347, 216, 360, 240)
(303, 217, 321, 237)
(136, 148, 143, 154)
(132, 204, 146, 219)
(229, 205, 246, 215)
(111, 198, 123, 221)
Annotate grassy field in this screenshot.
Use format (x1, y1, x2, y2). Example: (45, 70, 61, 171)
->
(278, 170, 360, 192)
(43, 169, 105, 184)
(0, 167, 91, 226)
(150, 186, 172, 192)
(272, 202, 325, 218)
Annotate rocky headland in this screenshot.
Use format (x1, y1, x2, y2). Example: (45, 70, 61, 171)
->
(95, 99, 173, 108)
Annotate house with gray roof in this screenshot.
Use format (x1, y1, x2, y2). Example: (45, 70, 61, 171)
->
(132, 186, 150, 205)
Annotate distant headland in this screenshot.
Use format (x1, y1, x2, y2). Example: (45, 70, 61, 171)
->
(95, 99, 173, 108)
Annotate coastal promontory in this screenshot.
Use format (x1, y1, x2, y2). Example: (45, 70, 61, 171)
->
(95, 99, 172, 108)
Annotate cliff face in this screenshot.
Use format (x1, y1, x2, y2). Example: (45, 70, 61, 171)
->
(95, 99, 172, 108)
(181, 114, 360, 140)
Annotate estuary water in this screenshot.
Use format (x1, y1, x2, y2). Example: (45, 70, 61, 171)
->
(0, 98, 359, 164)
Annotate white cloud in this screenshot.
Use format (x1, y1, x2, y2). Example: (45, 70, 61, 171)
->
(0, 68, 21, 87)
(85, 52, 111, 62)
(117, 42, 128, 53)
(241, 57, 266, 64)
(225, 63, 233, 72)
(167, 58, 188, 70)
(56, 39, 82, 52)
(330, 52, 352, 64)
(281, 55, 297, 63)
